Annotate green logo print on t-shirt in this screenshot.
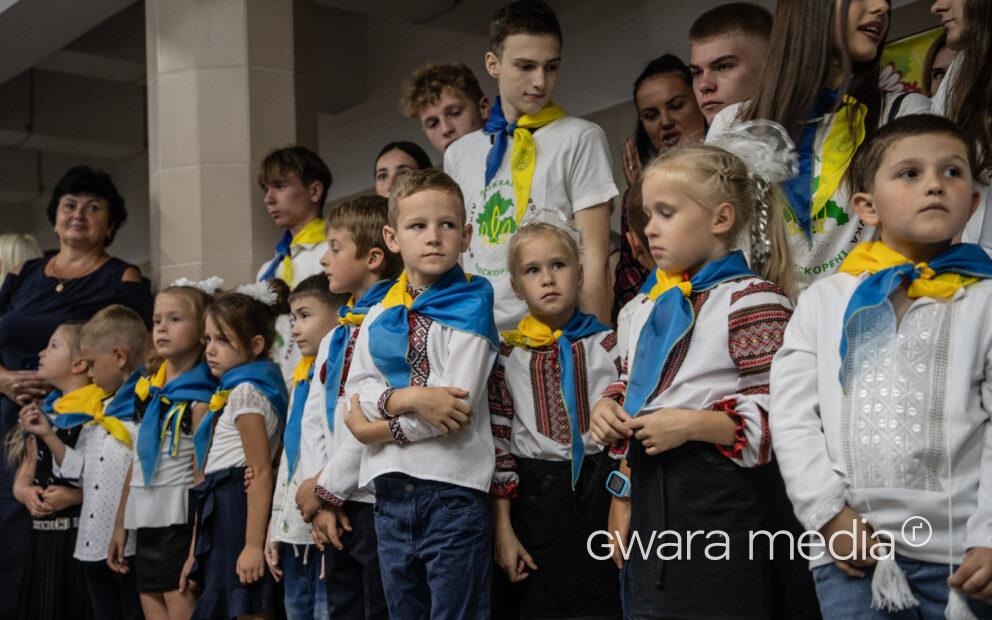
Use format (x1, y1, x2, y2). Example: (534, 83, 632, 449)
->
(477, 191, 516, 246)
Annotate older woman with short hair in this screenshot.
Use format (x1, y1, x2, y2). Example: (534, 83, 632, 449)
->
(0, 164, 153, 617)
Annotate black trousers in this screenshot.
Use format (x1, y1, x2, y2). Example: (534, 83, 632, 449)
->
(323, 501, 388, 620)
(81, 559, 143, 620)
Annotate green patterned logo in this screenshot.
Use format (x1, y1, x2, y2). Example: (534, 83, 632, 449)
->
(477, 192, 516, 245)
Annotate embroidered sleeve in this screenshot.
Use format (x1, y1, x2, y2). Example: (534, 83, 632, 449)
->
(227, 383, 276, 422)
(314, 483, 345, 508)
(718, 280, 793, 468)
(488, 356, 518, 496)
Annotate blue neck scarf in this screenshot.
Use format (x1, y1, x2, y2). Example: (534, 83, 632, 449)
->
(259, 230, 292, 281)
(368, 265, 498, 388)
(781, 90, 839, 237)
(41, 390, 61, 415)
(54, 369, 143, 429)
(135, 363, 217, 483)
(283, 363, 314, 482)
(193, 360, 289, 471)
(324, 280, 394, 431)
(484, 96, 514, 187)
(624, 252, 753, 416)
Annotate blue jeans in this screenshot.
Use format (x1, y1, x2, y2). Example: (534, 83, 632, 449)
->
(373, 474, 492, 620)
(813, 555, 992, 619)
(280, 543, 328, 620)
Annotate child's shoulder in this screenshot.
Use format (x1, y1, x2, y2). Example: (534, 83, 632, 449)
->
(721, 275, 791, 305)
(443, 129, 489, 167)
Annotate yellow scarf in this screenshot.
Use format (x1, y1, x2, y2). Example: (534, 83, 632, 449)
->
(134, 363, 167, 401)
(502, 315, 562, 349)
(811, 95, 867, 232)
(292, 356, 316, 387)
(208, 390, 231, 414)
(281, 218, 327, 284)
(85, 397, 133, 448)
(52, 384, 109, 416)
(839, 242, 978, 298)
(646, 269, 693, 301)
(339, 295, 367, 327)
(509, 104, 567, 222)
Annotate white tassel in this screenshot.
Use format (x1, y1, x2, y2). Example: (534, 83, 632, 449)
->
(944, 587, 978, 620)
(871, 555, 919, 612)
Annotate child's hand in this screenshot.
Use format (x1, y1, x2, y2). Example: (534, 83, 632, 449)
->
(236, 544, 266, 585)
(494, 523, 537, 582)
(22, 485, 52, 518)
(295, 476, 322, 523)
(626, 408, 694, 455)
(41, 485, 81, 512)
(18, 404, 52, 438)
(608, 496, 632, 569)
(590, 398, 632, 445)
(106, 526, 130, 574)
(311, 505, 352, 552)
(949, 546, 992, 603)
(243, 466, 254, 490)
(410, 387, 472, 433)
(264, 532, 282, 582)
(178, 554, 197, 594)
(819, 505, 880, 578)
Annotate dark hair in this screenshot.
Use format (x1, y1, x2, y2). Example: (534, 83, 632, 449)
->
(206, 292, 278, 359)
(689, 2, 773, 42)
(374, 142, 433, 176)
(742, 0, 885, 145)
(325, 195, 404, 280)
(845, 114, 975, 195)
(922, 31, 949, 97)
(632, 54, 694, 165)
(946, 0, 992, 172)
(267, 279, 291, 315)
(257, 145, 333, 215)
(490, 0, 562, 56)
(401, 63, 487, 118)
(289, 274, 350, 310)
(46, 165, 127, 246)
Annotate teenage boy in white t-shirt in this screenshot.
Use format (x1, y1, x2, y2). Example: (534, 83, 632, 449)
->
(444, 0, 618, 331)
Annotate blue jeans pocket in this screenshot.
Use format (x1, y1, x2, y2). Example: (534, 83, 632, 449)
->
(435, 487, 482, 517)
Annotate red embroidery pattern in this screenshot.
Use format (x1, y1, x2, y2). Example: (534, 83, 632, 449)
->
(339, 328, 359, 397)
(407, 312, 433, 387)
(314, 484, 345, 507)
(490, 479, 518, 497)
(573, 341, 591, 435)
(499, 342, 514, 357)
(730, 281, 785, 304)
(529, 348, 570, 445)
(389, 417, 409, 446)
(728, 303, 790, 379)
(487, 366, 515, 424)
(601, 381, 627, 404)
(600, 331, 618, 353)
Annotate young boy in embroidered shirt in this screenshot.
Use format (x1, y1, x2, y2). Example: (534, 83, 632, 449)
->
(402, 62, 491, 156)
(27, 305, 147, 620)
(771, 114, 992, 618)
(341, 168, 499, 619)
(444, 0, 618, 330)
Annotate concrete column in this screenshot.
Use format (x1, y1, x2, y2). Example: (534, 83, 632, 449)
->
(145, 0, 316, 288)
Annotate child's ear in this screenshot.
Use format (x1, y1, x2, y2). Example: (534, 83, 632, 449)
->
(249, 335, 266, 359)
(968, 189, 981, 219)
(113, 347, 128, 371)
(307, 181, 324, 206)
(576, 262, 584, 292)
(366, 247, 385, 273)
(509, 275, 524, 300)
(711, 202, 735, 236)
(382, 225, 401, 254)
(478, 96, 492, 121)
(851, 191, 880, 227)
(460, 223, 473, 252)
(70, 357, 89, 375)
(484, 51, 501, 79)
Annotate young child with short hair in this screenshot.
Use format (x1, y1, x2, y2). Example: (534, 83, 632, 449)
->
(295, 195, 401, 620)
(179, 288, 289, 619)
(401, 62, 491, 155)
(13, 321, 94, 619)
(488, 221, 623, 618)
(107, 283, 217, 620)
(771, 114, 992, 618)
(444, 0, 618, 329)
(265, 274, 345, 620)
(24, 305, 148, 620)
(340, 169, 499, 618)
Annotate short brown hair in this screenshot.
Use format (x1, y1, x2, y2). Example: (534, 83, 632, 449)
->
(206, 293, 277, 359)
(490, 0, 562, 56)
(846, 114, 976, 195)
(289, 274, 350, 311)
(387, 168, 465, 228)
(688, 3, 772, 42)
(80, 305, 147, 362)
(326, 195, 404, 279)
(257, 146, 333, 214)
(401, 63, 486, 119)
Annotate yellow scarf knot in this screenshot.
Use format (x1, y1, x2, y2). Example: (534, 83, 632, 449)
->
(208, 390, 231, 413)
(839, 242, 978, 299)
(502, 315, 562, 349)
(292, 356, 316, 387)
(647, 269, 692, 301)
(280, 218, 327, 285)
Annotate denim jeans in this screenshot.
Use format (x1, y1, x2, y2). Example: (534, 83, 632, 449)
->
(373, 474, 492, 620)
(280, 543, 328, 620)
(812, 554, 992, 619)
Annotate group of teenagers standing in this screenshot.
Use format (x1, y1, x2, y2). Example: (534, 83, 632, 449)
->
(4, 0, 992, 618)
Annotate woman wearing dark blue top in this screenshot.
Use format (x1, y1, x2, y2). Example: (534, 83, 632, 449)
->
(0, 165, 153, 618)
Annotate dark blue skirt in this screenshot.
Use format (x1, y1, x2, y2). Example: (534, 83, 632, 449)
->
(188, 467, 276, 619)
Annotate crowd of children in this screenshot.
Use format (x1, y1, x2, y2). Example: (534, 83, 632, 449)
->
(6, 0, 992, 618)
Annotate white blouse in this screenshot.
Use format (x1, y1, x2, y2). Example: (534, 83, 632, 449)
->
(203, 382, 282, 475)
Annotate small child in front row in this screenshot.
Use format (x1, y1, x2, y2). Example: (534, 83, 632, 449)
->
(341, 168, 500, 619)
(771, 114, 992, 618)
(180, 288, 289, 619)
(590, 143, 796, 619)
(24, 305, 148, 620)
(265, 274, 343, 620)
(488, 221, 623, 618)
(13, 321, 94, 619)
(302, 196, 401, 620)
(108, 283, 217, 620)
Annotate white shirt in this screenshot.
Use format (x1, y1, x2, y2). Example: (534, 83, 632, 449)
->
(612, 276, 793, 468)
(616, 292, 646, 362)
(272, 314, 302, 389)
(347, 303, 498, 493)
(270, 384, 313, 545)
(444, 117, 619, 331)
(489, 330, 622, 494)
(770, 272, 992, 567)
(203, 383, 282, 475)
(256, 239, 329, 289)
(708, 93, 931, 291)
(59, 399, 137, 562)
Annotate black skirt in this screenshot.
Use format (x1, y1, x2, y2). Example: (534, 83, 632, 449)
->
(135, 523, 194, 593)
(16, 524, 93, 620)
(188, 467, 276, 619)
